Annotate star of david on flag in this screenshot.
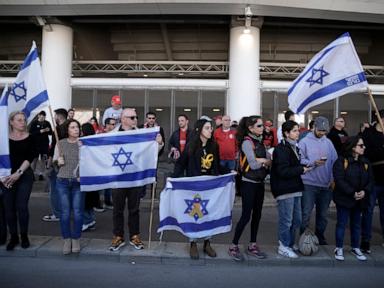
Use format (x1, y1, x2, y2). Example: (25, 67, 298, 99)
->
(158, 173, 236, 239)
(7, 41, 49, 123)
(111, 147, 133, 171)
(79, 127, 160, 191)
(184, 194, 209, 221)
(288, 32, 368, 114)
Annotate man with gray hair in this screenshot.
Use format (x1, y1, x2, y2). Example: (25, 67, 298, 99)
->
(298, 116, 338, 245)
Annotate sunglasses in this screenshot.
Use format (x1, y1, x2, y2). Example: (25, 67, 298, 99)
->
(126, 116, 138, 120)
(256, 124, 264, 128)
(356, 144, 365, 148)
(147, 117, 156, 120)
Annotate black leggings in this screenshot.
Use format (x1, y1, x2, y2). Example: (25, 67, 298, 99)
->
(232, 181, 265, 245)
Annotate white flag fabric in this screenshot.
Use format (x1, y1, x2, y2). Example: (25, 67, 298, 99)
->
(288, 32, 368, 114)
(7, 41, 48, 123)
(157, 173, 236, 239)
(0, 85, 11, 178)
(79, 127, 159, 191)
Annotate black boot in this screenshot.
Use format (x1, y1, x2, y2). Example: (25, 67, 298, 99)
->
(20, 233, 30, 249)
(6, 234, 19, 251)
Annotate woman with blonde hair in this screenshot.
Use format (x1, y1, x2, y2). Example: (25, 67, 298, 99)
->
(1, 111, 36, 250)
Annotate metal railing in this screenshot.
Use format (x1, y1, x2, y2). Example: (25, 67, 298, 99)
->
(1, 60, 383, 80)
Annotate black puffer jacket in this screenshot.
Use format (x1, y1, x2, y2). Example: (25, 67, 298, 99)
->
(270, 140, 304, 198)
(333, 156, 373, 209)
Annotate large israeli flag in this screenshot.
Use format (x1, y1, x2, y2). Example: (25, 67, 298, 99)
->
(79, 127, 159, 191)
(288, 32, 368, 114)
(7, 41, 48, 123)
(0, 85, 11, 178)
(158, 173, 236, 239)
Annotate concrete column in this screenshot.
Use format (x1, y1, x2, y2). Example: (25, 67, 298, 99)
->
(42, 24, 73, 110)
(228, 18, 262, 121)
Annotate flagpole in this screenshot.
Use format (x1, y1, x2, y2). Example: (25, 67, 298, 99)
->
(47, 104, 62, 156)
(367, 87, 384, 134)
(148, 181, 157, 249)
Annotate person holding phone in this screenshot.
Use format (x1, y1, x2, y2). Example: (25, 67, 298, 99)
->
(298, 116, 338, 245)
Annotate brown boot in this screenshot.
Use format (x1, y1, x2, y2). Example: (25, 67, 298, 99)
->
(190, 241, 199, 260)
(204, 240, 217, 258)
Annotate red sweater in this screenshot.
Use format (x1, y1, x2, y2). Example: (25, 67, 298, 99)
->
(214, 128, 237, 160)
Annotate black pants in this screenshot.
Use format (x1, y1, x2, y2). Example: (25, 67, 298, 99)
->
(3, 169, 34, 235)
(112, 187, 141, 238)
(232, 181, 265, 245)
(0, 193, 7, 243)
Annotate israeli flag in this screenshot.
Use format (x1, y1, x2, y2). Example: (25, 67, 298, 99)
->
(7, 41, 48, 123)
(79, 127, 159, 191)
(288, 32, 368, 114)
(0, 85, 11, 178)
(158, 173, 236, 239)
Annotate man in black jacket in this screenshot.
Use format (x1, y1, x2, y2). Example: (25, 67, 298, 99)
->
(327, 117, 348, 155)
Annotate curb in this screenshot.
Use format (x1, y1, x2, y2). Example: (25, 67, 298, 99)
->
(1, 235, 383, 267)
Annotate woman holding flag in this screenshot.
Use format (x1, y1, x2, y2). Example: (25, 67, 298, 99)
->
(173, 117, 225, 260)
(1, 111, 36, 251)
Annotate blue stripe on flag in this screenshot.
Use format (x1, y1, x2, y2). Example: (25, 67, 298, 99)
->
(22, 90, 49, 119)
(170, 174, 234, 191)
(80, 169, 156, 185)
(20, 48, 38, 71)
(0, 155, 11, 169)
(288, 33, 350, 96)
(81, 132, 158, 146)
(296, 71, 367, 114)
(158, 216, 231, 233)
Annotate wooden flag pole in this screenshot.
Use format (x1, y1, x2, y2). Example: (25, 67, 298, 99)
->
(47, 105, 61, 156)
(367, 88, 384, 135)
(148, 181, 157, 249)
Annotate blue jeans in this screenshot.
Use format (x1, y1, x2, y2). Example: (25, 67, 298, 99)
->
(57, 178, 84, 239)
(49, 168, 61, 218)
(83, 209, 95, 226)
(335, 205, 361, 248)
(220, 160, 236, 171)
(277, 196, 302, 247)
(301, 184, 332, 241)
(361, 184, 384, 242)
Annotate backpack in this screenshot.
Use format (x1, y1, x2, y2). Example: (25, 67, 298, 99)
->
(238, 136, 268, 182)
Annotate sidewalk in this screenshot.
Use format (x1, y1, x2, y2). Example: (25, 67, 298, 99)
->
(1, 177, 384, 267)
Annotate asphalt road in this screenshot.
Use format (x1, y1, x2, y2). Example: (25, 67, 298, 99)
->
(1, 256, 383, 288)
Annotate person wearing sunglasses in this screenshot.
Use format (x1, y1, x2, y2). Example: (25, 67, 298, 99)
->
(228, 115, 271, 261)
(333, 136, 373, 261)
(109, 108, 163, 252)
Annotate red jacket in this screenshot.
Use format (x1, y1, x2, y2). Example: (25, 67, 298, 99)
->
(214, 128, 237, 160)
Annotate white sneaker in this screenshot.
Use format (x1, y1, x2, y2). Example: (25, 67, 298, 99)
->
(334, 247, 344, 261)
(351, 248, 367, 261)
(278, 244, 298, 258)
(82, 220, 96, 232)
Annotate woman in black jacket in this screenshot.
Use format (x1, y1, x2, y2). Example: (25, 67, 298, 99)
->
(173, 118, 222, 260)
(333, 136, 373, 261)
(271, 120, 310, 258)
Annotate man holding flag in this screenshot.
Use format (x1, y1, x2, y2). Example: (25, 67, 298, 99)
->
(80, 108, 163, 251)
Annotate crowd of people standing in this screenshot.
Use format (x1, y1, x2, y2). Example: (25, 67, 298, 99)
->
(0, 94, 383, 264)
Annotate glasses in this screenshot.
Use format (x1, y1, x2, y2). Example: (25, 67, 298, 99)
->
(125, 116, 138, 120)
(255, 124, 264, 128)
(356, 144, 365, 148)
(147, 117, 156, 120)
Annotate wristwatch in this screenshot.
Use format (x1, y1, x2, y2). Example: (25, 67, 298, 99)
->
(17, 169, 23, 175)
